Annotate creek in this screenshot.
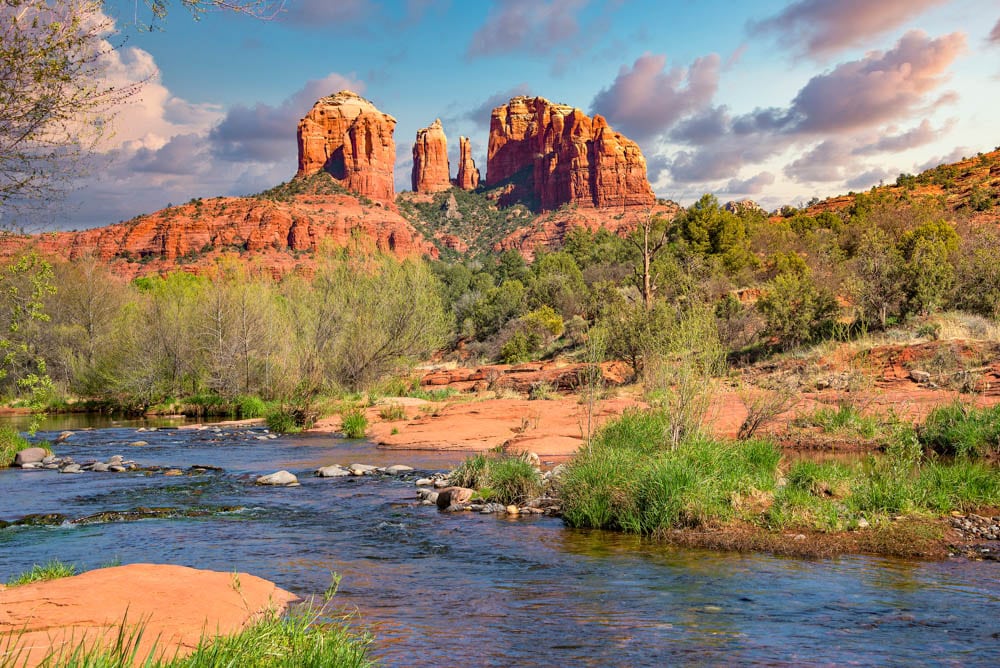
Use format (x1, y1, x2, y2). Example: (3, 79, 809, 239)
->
(1, 417, 998, 666)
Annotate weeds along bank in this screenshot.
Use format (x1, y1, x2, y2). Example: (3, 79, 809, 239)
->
(556, 407, 999, 556)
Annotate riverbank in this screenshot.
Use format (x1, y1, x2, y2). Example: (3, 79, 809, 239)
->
(0, 564, 297, 666)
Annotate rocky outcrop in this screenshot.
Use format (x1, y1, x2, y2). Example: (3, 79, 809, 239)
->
(0, 564, 297, 666)
(411, 119, 451, 193)
(486, 96, 655, 211)
(455, 136, 480, 191)
(296, 90, 397, 202)
(4, 188, 437, 279)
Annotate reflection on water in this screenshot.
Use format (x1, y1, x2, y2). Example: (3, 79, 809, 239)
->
(0, 417, 998, 666)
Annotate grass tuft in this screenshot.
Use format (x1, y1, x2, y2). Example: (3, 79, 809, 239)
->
(6, 559, 77, 587)
(0, 426, 30, 468)
(340, 409, 368, 439)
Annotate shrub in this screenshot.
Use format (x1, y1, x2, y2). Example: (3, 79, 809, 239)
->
(265, 408, 300, 434)
(237, 395, 267, 419)
(450, 451, 542, 506)
(340, 408, 368, 439)
(7, 559, 77, 586)
(793, 403, 880, 439)
(378, 402, 407, 421)
(918, 402, 1000, 459)
(487, 457, 542, 505)
(0, 426, 30, 467)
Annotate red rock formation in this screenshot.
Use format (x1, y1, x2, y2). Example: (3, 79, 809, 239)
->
(411, 119, 451, 193)
(296, 90, 396, 202)
(455, 136, 480, 191)
(2, 188, 437, 279)
(486, 96, 655, 210)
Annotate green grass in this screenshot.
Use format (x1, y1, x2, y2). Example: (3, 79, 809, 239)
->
(340, 409, 368, 439)
(6, 559, 77, 586)
(918, 401, 1000, 459)
(561, 408, 1000, 536)
(237, 395, 268, 420)
(792, 402, 881, 439)
(561, 410, 782, 533)
(265, 407, 301, 434)
(377, 403, 406, 421)
(450, 451, 542, 506)
(1, 604, 372, 668)
(0, 426, 30, 468)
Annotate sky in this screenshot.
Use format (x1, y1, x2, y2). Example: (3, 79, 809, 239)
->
(34, 0, 1000, 229)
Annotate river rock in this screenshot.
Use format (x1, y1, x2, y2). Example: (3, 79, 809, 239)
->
(108, 455, 124, 464)
(108, 465, 126, 472)
(348, 464, 379, 476)
(60, 464, 82, 474)
(384, 465, 413, 475)
(54, 431, 74, 443)
(256, 470, 299, 486)
(316, 465, 350, 478)
(435, 486, 474, 510)
(13, 447, 47, 467)
(506, 505, 520, 516)
(480, 503, 506, 514)
(415, 478, 433, 486)
(164, 469, 184, 476)
(91, 462, 109, 472)
(129, 441, 149, 447)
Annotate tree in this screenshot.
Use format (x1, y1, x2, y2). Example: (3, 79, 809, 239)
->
(0, 0, 280, 218)
(0, 1, 135, 214)
(0, 252, 55, 405)
(626, 210, 670, 310)
(757, 270, 838, 349)
(852, 229, 904, 329)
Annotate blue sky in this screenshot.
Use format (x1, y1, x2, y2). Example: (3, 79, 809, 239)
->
(50, 0, 1000, 228)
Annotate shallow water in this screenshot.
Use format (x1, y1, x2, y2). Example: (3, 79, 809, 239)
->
(1, 421, 998, 666)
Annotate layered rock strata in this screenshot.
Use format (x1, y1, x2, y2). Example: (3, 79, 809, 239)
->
(411, 119, 451, 193)
(455, 136, 480, 191)
(486, 96, 655, 210)
(296, 90, 397, 202)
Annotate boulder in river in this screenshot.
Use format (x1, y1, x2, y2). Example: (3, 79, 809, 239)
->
(54, 431, 74, 443)
(435, 486, 474, 510)
(348, 464, 379, 476)
(256, 470, 299, 486)
(384, 465, 413, 475)
(128, 441, 149, 447)
(13, 448, 48, 467)
(316, 465, 350, 478)
(60, 464, 83, 474)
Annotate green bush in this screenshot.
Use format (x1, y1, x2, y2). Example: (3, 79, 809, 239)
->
(377, 402, 407, 421)
(340, 408, 369, 439)
(487, 457, 542, 505)
(7, 559, 77, 586)
(237, 395, 267, 419)
(0, 426, 30, 468)
(265, 408, 300, 434)
(793, 403, 880, 439)
(450, 451, 542, 506)
(561, 410, 781, 533)
(918, 402, 1000, 459)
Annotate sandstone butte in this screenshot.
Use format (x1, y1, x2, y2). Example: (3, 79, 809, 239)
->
(486, 95, 656, 211)
(0, 563, 297, 667)
(4, 191, 437, 280)
(296, 90, 397, 202)
(411, 119, 451, 193)
(455, 136, 480, 191)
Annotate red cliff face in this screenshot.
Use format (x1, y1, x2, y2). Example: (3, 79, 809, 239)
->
(296, 91, 397, 202)
(6, 192, 437, 279)
(486, 96, 655, 211)
(411, 119, 451, 193)
(455, 136, 480, 191)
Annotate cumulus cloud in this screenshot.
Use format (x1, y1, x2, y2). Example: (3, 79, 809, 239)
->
(466, 0, 587, 58)
(723, 172, 776, 195)
(852, 119, 947, 156)
(787, 31, 965, 133)
(844, 167, 895, 191)
(210, 73, 364, 163)
(991, 18, 1000, 43)
(917, 146, 974, 172)
(751, 0, 947, 58)
(591, 53, 720, 141)
(464, 84, 533, 128)
(662, 31, 965, 186)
